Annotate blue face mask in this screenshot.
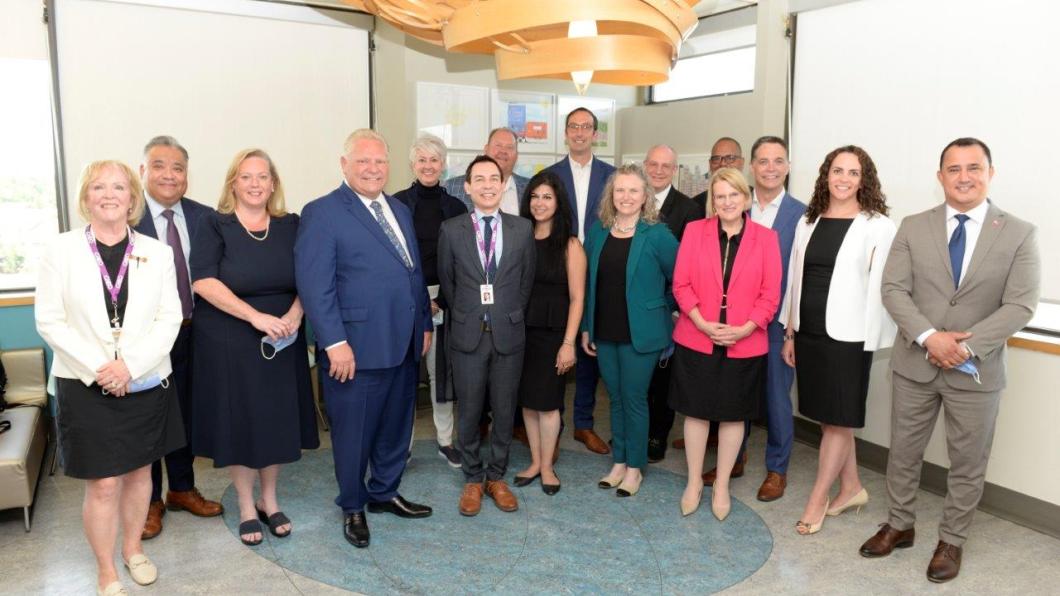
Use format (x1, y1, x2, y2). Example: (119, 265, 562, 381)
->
(954, 359, 981, 385)
(261, 333, 298, 360)
(108, 374, 168, 395)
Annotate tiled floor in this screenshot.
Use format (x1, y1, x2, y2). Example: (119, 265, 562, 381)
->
(2, 391, 1058, 594)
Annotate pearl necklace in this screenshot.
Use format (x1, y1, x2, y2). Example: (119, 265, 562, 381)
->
(238, 214, 270, 241)
(613, 218, 638, 234)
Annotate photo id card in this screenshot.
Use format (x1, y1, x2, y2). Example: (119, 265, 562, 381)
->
(480, 284, 494, 305)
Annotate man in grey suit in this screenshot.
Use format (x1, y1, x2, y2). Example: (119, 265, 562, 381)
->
(438, 155, 535, 517)
(444, 127, 528, 213)
(860, 138, 1040, 583)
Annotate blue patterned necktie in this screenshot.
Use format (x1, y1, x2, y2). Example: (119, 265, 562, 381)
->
(481, 215, 497, 282)
(948, 214, 970, 289)
(369, 200, 412, 269)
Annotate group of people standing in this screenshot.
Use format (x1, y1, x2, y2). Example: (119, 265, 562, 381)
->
(35, 104, 1039, 595)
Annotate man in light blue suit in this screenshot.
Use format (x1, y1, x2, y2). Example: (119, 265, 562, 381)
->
(295, 129, 434, 549)
(701, 136, 806, 502)
(544, 107, 617, 455)
(444, 127, 528, 213)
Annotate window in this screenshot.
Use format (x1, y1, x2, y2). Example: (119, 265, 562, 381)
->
(0, 58, 60, 292)
(649, 16, 757, 103)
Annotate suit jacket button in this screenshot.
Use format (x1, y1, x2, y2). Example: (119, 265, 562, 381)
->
(950, 300, 957, 306)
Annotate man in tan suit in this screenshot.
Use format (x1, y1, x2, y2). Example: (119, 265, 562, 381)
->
(859, 138, 1040, 583)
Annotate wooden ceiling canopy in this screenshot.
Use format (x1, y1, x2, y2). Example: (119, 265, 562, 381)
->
(343, 0, 708, 87)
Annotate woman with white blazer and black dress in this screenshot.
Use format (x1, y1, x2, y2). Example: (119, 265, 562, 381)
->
(36, 160, 184, 596)
(780, 146, 896, 536)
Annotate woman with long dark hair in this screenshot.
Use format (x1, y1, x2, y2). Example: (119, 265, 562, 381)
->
(512, 171, 586, 495)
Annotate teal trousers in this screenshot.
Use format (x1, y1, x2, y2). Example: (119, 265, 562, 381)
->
(595, 341, 661, 469)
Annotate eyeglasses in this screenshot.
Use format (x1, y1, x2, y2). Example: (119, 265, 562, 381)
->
(566, 123, 595, 131)
(709, 154, 742, 165)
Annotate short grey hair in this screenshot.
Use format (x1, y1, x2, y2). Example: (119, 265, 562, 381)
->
(343, 129, 389, 156)
(645, 144, 678, 165)
(143, 135, 189, 161)
(409, 133, 447, 163)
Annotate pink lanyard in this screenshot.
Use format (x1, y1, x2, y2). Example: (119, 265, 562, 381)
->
(470, 213, 498, 280)
(85, 225, 135, 334)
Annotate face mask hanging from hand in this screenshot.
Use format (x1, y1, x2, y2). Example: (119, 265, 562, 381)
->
(261, 333, 298, 360)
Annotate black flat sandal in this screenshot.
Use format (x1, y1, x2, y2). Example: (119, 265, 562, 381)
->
(239, 519, 264, 546)
(256, 506, 292, 538)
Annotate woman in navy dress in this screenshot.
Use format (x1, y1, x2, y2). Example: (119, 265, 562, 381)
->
(190, 149, 318, 546)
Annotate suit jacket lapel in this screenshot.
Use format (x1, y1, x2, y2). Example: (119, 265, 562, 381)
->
(493, 214, 517, 282)
(772, 193, 798, 232)
(462, 215, 487, 281)
(703, 218, 723, 291)
(728, 216, 754, 289)
(626, 221, 649, 289)
(659, 188, 677, 221)
(956, 203, 1005, 294)
(929, 205, 955, 285)
(389, 195, 419, 267)
(341, 186, 408, 269)
(136, 210, 158, 239)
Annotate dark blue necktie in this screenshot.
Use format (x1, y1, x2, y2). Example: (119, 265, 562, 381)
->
(948, 214, 970, 289)
(481, 215, 497, 282)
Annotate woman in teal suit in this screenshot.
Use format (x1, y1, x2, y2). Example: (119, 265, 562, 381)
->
(581, 163, 679, 497)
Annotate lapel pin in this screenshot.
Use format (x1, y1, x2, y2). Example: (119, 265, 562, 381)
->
(992, 219, 1000, 227)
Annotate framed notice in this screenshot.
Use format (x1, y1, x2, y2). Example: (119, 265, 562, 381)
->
(491, 90, 556, 153)
(416, 82, 490, 150)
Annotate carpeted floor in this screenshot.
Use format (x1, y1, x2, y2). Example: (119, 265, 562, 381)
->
(221, 441, 773, 595)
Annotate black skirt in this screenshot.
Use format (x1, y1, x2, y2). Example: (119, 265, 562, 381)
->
(794, 332, 873, 428)
(518, 327, 567, 412)
(668, 344, 765, 422)
(55, 376, 185, 479)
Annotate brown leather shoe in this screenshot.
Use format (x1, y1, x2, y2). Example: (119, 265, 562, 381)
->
(485, 479, 519, 512)
(859, 523, 915, 558)
(459, 483, 484, 517)
(512, 426, 529, 446)
(573, 429, 611, 455)
(927, 541, 962, 583)
(756, 471, 787, 502)
(702, 452, 747, 486)
(672, 438, 685, 450)
(141, 500, 165, 540)
(166, 488, 224, 517)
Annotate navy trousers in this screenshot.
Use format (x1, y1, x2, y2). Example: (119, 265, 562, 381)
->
(151, 324, 195, 500)
(320, 345, 417, 513)
(725, 340, 795, 473)
(572, 342, 600, 430)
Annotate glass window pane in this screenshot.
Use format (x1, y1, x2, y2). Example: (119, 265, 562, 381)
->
(651, 46, 756, 103)
(0, 58, 59, 292)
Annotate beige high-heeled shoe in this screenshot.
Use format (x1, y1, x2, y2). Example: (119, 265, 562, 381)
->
(795, 498, 830, 535)
(681, 487, 703, 516)
(826, 488, 869, 517)
(711, 493, 731, 521)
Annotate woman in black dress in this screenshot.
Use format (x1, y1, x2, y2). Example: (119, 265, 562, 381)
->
(780, 146, 896, 534)
(512, 171, 586, 495)
(36, 160, 184, 594)
(190, 149, 318, 546)
(669, 168, 781, 521)
(393, 134, 467, 467)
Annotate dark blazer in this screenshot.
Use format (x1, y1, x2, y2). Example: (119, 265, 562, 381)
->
(135, 196, 209, 246)
(295, 183, 432, 370)
(545, 156, 616, 239)
(437, 212, 535, 355)
(582, 221, 679, 353)
(767, 192, 808, 342)
(658, 186, 704, 242)
(443, 173, 528, 212)
(690, 190, 708, 211)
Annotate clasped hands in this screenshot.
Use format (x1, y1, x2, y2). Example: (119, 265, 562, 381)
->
(250, 311, 300, 341)
(96, 359, 131, 397)
(696, 319, 755, 347)
(924, 330, 973, 369)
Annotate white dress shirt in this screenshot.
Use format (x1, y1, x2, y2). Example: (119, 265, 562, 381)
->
(499, 175, 520, 216)
(144, 193, 191, 267)
(914, 199, 991, 346)
(472, 208, 504, 269)
(569, 155, 593, 241)
(654, 185, 671, 213)
(750, 187, 785, 229)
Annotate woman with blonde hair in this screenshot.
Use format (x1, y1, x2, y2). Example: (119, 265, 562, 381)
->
(36, 160, 184, 595)
(190, 149, 318, 546)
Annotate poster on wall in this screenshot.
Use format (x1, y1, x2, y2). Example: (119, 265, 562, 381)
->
(514, 154, 561, 180)
(491, 90, 556, 153)
(556, 95, 616, 156)
(416, 82, 490, 151)
(674, 153, 711, 198)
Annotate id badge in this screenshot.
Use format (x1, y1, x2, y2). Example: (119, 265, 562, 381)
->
(480, 284, 495, 305)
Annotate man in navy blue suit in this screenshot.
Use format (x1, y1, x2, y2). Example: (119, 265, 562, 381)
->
(544, 107, 616, 455)
(134, 135, 223, 540)
(700, 136, 806, 502)
(295, 129, 434, 548)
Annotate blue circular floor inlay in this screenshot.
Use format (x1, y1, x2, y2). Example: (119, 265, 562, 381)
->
(222, 441, 773, 594)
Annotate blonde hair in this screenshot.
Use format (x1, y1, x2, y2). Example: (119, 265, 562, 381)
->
(217, 149, 287, 217)
(343, 128, 389, 156)
(77, 160, 146, 226)
(706, 167, 752, 217)
(597, 163, 660, 228)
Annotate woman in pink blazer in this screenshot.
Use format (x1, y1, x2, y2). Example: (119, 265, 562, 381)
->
(669, 168, 782, 521)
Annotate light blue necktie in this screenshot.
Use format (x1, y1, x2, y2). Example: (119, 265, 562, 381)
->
(948, 214, 970, 289)
(369, 200, 412, 269)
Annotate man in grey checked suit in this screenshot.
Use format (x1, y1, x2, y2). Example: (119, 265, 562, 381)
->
(860, 138, 1040, 583)
(444, 127, 528, 213)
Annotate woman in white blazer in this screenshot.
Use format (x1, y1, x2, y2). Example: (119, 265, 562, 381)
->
(779, 146, 896, 535)
(36, 160, 183, 596)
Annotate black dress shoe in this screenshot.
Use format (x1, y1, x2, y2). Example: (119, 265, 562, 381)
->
(344, 512, 370, 548)
(366, 495, 433, 519)
(647, 438, 666, 463)
(542, 474, 561, 496)
(513, 473, 540, 487)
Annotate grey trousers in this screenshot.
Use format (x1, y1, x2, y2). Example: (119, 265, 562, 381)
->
(451, 331, 523, 483)
(886, 371, 1001, 546)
